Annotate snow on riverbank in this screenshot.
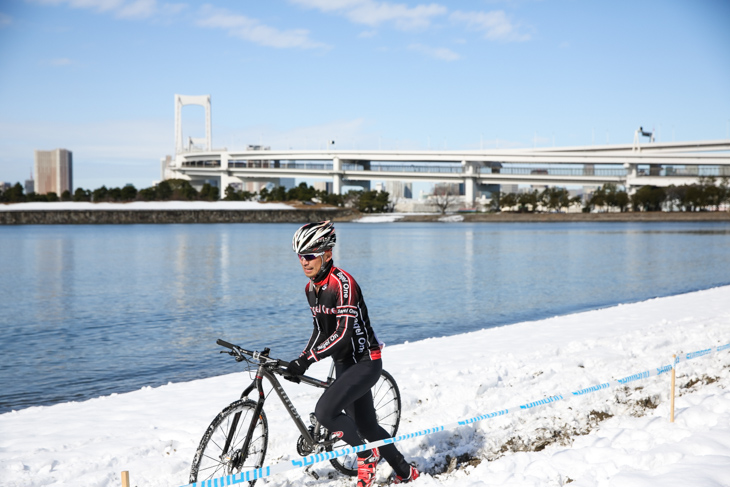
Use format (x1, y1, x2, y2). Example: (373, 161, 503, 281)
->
(1, 287, 729, 487)
(0, 201, 294, 211)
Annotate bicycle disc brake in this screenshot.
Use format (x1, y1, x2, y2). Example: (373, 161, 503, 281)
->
(223, 448, 246, 474)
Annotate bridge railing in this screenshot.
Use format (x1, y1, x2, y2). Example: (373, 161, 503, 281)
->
(181, 160, 221, 167)
(480, 167, 627, 177)
(645, 166, 730, 177)
(230, 161, 333, 170)
(187, 159, 728, 180)
(364, 164, 465, 173)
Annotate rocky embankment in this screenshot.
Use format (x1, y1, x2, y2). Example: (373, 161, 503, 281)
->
(0, 208, 357, 224)
(2, 205, 729, 224)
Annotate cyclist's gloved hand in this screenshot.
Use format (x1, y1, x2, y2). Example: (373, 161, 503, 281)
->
(284, 357, 311, 382)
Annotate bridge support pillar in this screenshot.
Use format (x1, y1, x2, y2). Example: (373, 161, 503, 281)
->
(220, 175, 242, 199)
(333, 157, 343, 195)
(462, 160, 477, 208)
(624, 163, 638, 195)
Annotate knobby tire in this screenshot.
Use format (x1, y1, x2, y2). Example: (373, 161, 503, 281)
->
(189, 399, 269, 486)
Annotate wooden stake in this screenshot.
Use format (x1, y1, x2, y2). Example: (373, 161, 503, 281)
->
(670, 354, 676, 423)
(122, 471, 130, 487)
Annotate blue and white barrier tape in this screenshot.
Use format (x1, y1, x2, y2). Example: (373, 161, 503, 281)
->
(183, 342, 729, 487)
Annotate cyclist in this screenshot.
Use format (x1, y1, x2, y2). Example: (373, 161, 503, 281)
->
(285, 220, 420, 486)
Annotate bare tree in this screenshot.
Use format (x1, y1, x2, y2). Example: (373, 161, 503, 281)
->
(386, 195, 400, 213)
(430, 186, 458, 214)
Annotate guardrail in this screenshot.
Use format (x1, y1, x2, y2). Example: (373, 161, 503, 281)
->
(180, 341, 729, 487)
(482, 167, 627, 177)
(181, 160, 729, 180)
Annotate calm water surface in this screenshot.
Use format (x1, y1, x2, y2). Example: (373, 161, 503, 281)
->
(1, 221, 729, 413)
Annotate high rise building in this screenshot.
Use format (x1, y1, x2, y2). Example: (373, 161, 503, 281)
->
(385, 181, 412, 199)
(313, 181, 333, 194)
(160, 155, 172, 180)
(34, 149, 73, 195)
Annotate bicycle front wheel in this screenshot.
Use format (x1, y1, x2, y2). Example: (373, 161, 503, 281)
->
(328, 369, 402, 476)
(189, 399, 269, 486)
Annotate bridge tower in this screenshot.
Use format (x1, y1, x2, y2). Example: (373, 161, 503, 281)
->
(174, 94, 212, 155)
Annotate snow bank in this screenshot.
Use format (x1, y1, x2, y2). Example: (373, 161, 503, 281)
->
(1, 287, 728, 487)
(354, 214, 407, 223)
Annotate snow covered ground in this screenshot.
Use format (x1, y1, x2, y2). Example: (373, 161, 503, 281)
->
(1, 286, 729, 487)
(0, 201, 294, 211)
(353, 213, 437, 223)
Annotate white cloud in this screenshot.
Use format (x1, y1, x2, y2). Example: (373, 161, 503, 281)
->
(450, 9, 530, 42)
(291, 0, 447, 30)
(216, 118, 389, 151)
(31, 0, 127, 12)
(288, 0, 365, 11)
(408, 43, 460, 61)
(30, 0, 186, 20)
(116, 0, 158, 19)
(0, 12, 12, 27)
(197, 6, 329, 49)
(49, 57, 74, 66)
(349, 2, 447, 29)
(0, 118, 170, 160)
(0, 118, 172, 187)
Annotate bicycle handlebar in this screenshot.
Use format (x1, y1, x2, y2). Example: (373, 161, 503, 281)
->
(216, 338, 290, 368)
(216, 338, 237, 350)
(217, 338, 331, 388)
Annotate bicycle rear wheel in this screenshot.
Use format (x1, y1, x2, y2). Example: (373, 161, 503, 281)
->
(328, 369, 402, 476)
(189, 399, 268, 486)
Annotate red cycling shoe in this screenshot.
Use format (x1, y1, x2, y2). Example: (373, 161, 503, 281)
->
(393, 465, 420, 484)
(357, 448, 380, 487)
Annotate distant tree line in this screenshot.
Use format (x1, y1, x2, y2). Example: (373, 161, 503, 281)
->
(494, 177, 730, 213)
(496, 187, 583, 213)
(12, 176, 723, 213)
(224, 182, 392, 213)
(0, 179, 219, 203)
(1, 179, 393, 213)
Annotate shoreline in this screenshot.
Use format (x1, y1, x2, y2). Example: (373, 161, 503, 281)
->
(1, 204, 729, 225)
(401, 211, 730, 223)
(2, 286, 728, 486)
(0, 208, 357, 224)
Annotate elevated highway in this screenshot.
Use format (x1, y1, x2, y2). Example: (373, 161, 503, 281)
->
(167, 95, 729, 205)
(167, 140, 730, 205)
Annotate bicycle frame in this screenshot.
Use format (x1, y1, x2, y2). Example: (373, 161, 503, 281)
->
(192, 341, 400, 483)
(234, 360, 338, 462)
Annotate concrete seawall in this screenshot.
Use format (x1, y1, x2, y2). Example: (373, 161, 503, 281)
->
(2, 208, 729, 224)
(0, 208, 357, 225)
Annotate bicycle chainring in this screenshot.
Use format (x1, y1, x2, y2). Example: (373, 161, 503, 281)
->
(297, 435, 315, 456)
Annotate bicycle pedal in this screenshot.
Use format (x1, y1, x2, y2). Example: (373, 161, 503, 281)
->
(304, 466, 320, 480)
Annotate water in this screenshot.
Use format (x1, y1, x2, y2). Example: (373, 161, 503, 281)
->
(1, 221, 729, 413)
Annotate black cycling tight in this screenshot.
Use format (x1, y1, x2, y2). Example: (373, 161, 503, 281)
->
(314, 359, 410, 477)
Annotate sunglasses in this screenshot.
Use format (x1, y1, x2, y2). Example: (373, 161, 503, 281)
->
(298, 252, 324, 261)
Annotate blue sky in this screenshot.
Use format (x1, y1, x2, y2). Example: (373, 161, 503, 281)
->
(0, 0, 729, 190)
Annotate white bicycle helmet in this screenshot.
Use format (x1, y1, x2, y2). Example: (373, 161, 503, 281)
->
(292, 220, 336, 254)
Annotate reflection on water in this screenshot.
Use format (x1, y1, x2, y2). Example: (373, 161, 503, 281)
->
(1, 221, 729, 413)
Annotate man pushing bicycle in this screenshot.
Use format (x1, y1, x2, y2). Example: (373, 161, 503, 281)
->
(285, 221, 419, 486)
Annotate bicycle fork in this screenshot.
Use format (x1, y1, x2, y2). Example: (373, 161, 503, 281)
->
(222, 367, 268, 472)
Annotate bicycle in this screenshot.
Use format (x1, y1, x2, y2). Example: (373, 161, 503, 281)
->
(189, 339, 402, 485)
